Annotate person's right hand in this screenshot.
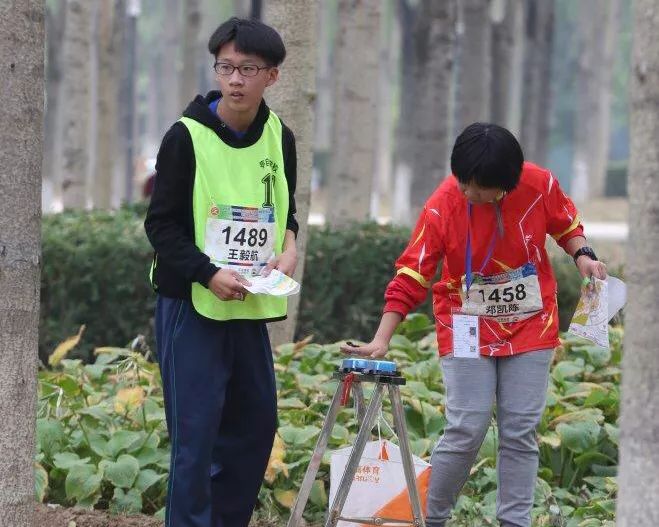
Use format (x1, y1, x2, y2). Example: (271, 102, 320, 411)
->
(208, 269, 251, 301)
(340, 337, 389, 359)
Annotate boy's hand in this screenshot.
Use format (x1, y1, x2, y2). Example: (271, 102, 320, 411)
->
(262, 248, 297, 277)
(576, 256, 607, 287)
(340, 338, 389, 359)
(209, 269, 251, 301)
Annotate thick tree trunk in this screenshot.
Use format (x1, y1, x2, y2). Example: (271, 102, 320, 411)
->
(58, 0, 92, 209)
(264, 0, 317, 346)
(455, 0, 492, 133)
(393, 0, 456, 224)
(617, 1, 659, 525)
(325, 0, 381, 227)
(592, 0, 620, 198)
(520, 0, 554, 166)
(392, 0, 415, 225)
(94, 0, 124, 209)
(571, 0, 607, 202)
(409, 0, 457, 219)
(372, 0, 399, 220)
(0, 1, 44, 525)
(490, 0, 515, 127)
(44, 0, 66, 211)
(162, 0, 181, 127)
(180, 0, 202, 107)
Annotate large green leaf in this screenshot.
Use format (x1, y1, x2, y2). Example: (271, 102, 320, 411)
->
(65, 464, 102, 502)
(103, 454, 140, 488)
(34, 462, 49, 502)
(110, 487, 143, 514)
(134, 468, 166, 492)
(556, 421, 601, 453)
(53, 452, 91, 470)
(106, 430, 143, 457)
(278, 425, 321, 447)
(308, 479, 327, 507)
(36, 419, 65, 458)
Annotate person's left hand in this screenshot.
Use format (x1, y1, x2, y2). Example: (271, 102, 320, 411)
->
(576, 256, 607, 285)
(262, 248, 297, 277)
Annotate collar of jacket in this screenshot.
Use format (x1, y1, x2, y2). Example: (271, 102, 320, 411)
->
(181, 91, 271, 149)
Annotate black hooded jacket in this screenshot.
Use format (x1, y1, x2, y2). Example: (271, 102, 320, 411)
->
(144, 92, 298, 300)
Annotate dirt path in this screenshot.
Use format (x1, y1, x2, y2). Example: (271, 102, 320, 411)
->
(35, 503, 283, 527)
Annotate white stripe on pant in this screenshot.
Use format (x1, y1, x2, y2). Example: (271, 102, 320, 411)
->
(425, 349, 553, 527)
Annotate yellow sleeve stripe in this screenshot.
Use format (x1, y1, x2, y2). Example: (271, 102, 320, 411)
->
(397, 267, 431, 288)
(552, 215, 581, 241)
(411, 224, 426, 247)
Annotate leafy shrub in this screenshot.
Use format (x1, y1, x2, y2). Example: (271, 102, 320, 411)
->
(36, 319, 621, 526)
(40, 211, 589, 361)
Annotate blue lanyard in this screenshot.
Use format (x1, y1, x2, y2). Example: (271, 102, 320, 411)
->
(465, 202, 503, 295)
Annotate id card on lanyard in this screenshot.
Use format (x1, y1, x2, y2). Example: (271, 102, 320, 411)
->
(457, 202, 543, 331)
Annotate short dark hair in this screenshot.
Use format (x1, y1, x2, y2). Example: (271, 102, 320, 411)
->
(208, 17, 286, 66)
(450, 123, 524, 192)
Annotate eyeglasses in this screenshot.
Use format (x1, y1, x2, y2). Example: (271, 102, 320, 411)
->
(213, 62, 270, 77)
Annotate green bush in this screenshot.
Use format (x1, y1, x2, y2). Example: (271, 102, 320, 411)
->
(40, 210, 588, 360)
(40, 207, 155, 363)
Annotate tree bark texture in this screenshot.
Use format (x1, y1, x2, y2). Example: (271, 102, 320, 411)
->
(180, 0, 202, 107)
(0, 1, 44, 525)
(264, 0, 317, 346)
(455, 0, 492, 133)
(326, 0, 381, 227)
(58, 0, 92, 209)
(617, 1, 659, 525)
(94, 0, 124, 209)
(571, 0, 613, 202)
(520, 0, 554, 167)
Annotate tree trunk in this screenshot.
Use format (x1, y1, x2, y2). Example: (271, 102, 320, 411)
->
(393, 0, 456, 224)
(44, 0, 66, 212)
(617, 1, 659, 525)
(490, 0, 515, 127)
(409, 0, 457, 219)
(263, 0, 317, 346)
(325, 0, 381, 227)
(58, 0, 93, 209)
(571, 0, 607, 202)
(0, 1, 44, 525)
(506, 0, 525, 136)
(520, 0, 554, 166)
(162, 0, 181, 127)
(180, 0, 202, 107)
(392, 0, 416, 225)
(455, 0, 492, 133)
(592, 0, 620, 198)
(372, 0, 399, 220)
(94, 0, 124, 209)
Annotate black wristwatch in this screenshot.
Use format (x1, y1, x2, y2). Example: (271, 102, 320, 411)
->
(573, 246, 598, 264)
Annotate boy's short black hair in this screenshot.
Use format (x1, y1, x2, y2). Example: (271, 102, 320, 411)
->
(450, 123, 524, 192)
(208, 17, 286, 66)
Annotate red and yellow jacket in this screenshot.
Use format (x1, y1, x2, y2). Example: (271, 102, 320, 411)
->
(384, 162, 584, 357)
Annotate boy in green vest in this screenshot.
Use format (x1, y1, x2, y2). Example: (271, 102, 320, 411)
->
(144, 17, 298, 527)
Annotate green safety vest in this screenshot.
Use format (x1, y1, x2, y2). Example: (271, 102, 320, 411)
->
(180, 111, 289, 321)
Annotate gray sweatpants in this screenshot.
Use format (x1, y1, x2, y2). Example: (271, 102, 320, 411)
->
(425, 349, 553, 527)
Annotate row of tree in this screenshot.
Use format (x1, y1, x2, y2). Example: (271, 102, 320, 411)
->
(42, 0, 627, 221)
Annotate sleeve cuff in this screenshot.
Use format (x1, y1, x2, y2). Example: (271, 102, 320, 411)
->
(383, 300, 412, 318)
(196, 262, 219, 288)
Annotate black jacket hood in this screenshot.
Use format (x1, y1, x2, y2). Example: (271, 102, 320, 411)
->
(182, 91, 271, 149)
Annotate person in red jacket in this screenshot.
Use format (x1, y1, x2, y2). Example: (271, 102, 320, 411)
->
(342, 123, 607, 527)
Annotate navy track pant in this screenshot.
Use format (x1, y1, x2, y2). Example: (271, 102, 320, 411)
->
(155, 295, 277, 527)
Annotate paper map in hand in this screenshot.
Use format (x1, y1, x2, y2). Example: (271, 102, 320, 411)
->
(244, 269, 300, 297)
(568, 276, 626, 348)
